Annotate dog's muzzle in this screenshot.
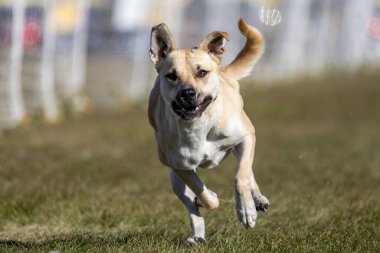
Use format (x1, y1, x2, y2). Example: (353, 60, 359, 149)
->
(172, 88, 213, 120)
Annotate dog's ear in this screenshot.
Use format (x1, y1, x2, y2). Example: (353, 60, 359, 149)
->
(198, 31, 230, 64)
(149, 23, 176, 66)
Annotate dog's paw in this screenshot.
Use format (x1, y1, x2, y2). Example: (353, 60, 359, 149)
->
(186, 237, 206, 246)
(235, 191, 257, 228)
(195, 189, 217, 209)
(252, 191, 270, 212)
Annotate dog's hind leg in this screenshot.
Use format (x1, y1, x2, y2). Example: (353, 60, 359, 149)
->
(170, 169, 206, 244)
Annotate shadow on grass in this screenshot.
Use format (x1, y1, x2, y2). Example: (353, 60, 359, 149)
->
(0, 230, 187, 251)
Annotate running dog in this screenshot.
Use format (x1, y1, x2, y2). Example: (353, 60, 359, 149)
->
(148, 19, 269, 244)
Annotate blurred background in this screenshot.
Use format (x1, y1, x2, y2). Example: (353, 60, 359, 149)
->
(0, 0, 380, 128)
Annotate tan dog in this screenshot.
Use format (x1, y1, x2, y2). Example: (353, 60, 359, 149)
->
(148, 19, 269, 244)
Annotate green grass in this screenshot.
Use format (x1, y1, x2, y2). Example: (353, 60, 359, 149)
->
(0, 70, 379, 252)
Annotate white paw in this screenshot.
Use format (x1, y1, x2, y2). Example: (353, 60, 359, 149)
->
(235, 190, 257, 228)
(252, 191, 270, 212)
(186, 237, 206, 245)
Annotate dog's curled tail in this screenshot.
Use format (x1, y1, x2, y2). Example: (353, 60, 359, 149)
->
(223, 19, 264, 80)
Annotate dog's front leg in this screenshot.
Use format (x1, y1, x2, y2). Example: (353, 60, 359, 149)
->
(172, 169, 219, 210)
(233, 133, 269, 228)
(170, 170, 206, 244)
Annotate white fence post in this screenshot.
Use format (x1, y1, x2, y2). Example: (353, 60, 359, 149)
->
(68, 0, 90, 110)
(127, 0, 150, 100)
(41, 0, 59, 122)
(276, 0, 311, 78)
(340, 0, 374, 68)
(4, 0, 26, 128)
(307, 0, 330, 74)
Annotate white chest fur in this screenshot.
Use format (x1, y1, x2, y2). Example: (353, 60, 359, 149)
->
(163, 114, 247, 171)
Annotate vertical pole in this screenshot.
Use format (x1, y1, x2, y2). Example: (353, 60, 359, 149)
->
(340, 0, 373, 68)
(7, 0, 26, 128)
(276, 0, 311, 78)
(128, 0, 150, 101)
(308, 0, 330, 74)
(41, 0, 59, 122)
(68, 0, 90, 110)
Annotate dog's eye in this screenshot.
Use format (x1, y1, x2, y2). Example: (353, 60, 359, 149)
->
(197, 69, 209, 78)
(165, 72, 177, 82)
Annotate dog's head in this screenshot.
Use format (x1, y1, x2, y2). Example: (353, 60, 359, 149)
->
(149, 23, 229, 121)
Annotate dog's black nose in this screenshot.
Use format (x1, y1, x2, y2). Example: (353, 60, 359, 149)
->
(178, 88, 197, 104)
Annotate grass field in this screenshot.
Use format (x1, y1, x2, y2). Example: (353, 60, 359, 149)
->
(0, 71, 379, 252)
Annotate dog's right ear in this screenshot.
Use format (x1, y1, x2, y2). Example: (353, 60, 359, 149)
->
(149, 23, 176, 66)
(198, 31, 230, 64)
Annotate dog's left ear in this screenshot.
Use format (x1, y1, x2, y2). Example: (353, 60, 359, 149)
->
(150, 23, 176, 66)
(198, 31, 230, 64)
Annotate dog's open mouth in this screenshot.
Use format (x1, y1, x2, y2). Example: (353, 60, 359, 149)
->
(172, 96, 213, 120)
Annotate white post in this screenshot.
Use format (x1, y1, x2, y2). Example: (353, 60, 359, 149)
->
(276, 0, 311, 77)
(340, 0, 374, 68)
(307, 0, 330, 75)
(68, 0, 90, 110)
(41, 0, 59, 122)
(127, 0, 150, 100)
(112, 0, 151, 100)
(6, 0, 26, 128)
